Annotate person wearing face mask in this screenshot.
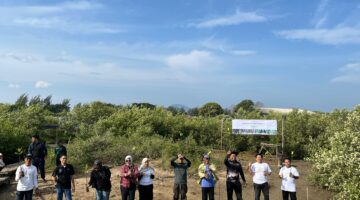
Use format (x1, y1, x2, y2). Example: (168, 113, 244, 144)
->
(138, 157, 155, 200)
(119, 155, 139, 200)
(15, 154, 40, 200)
(279, 158, 299, 200)
(88, 160, 112, 200)
(224, 150, 246, 200)
(198, 154, 218, 200)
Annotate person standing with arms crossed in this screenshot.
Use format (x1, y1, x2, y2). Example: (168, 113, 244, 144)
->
(28, 134, 47, 182)
(224, 150, 246, 200)
(279, 158, 299, 200)
(249, 154, 272, 200)
(171, 154, 191, 200)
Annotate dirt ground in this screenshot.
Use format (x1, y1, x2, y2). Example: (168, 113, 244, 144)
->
(0, 157, 332, 200)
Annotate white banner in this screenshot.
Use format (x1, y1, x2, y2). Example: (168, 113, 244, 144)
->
(232, 119, 277, 135)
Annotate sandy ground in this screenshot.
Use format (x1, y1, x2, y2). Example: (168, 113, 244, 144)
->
(0, 158, 332, 200)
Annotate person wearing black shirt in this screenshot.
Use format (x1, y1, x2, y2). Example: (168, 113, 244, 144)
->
(87, 160, 112, 200)
(224, 150, 246, 200)
(28, 134, 47, 182)
(52, 155, 75, 200)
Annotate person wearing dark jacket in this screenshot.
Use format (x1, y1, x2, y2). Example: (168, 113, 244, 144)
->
(28, 134, 47, 182)
(171, 154, 191, 200)
(224, 150, 246, 200)
(88, 160, 111, 200)
(55, 143, 67, 166)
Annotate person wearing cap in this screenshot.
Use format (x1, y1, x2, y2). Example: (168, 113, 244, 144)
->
(138, 157, 155, 200)
(170, 154, 191, 200)
(15, 154, 40, 200)
(52, 155, 75, 200)
(279, 158, 299, 200)
(224, 150, 246, 200)
(0, 153, 5, 171)
(87, 160, 112, 200)
(249, 154, 272, 200)
(198, 154, 218, 200)
(28, 134, 48, 182)
(119, 155, 139, 200)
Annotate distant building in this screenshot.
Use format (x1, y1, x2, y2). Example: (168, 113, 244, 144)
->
(259, 107, 314, 115)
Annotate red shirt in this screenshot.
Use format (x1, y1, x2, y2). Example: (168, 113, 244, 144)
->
(119, 164, 139, 188)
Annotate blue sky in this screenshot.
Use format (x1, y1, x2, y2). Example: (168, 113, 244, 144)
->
(1, 0, 360, 111)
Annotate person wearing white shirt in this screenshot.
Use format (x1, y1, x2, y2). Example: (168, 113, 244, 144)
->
(0, 153, 5, 171)
(138, 157, 155, 200)
(248, 154, 272, 200)
(15, 154, 40, 200)
(279, 158, 299, 200)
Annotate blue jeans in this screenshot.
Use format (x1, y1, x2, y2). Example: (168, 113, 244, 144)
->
(57, 187, 72, 200)
(16, 189, 33, 200)
(96, 190, 110, 200)
(121, 186, 136, 200)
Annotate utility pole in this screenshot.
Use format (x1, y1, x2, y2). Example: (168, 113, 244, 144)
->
(220, 118, 224, 150)
(282, 114, 286, 156)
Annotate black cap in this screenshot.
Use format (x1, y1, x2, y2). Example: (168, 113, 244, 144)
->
(229, 149, 239, 155)
(94, 160, 102, 166)
(25, 153, 33, 158)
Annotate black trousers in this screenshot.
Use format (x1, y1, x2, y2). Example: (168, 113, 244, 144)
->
(173, 183, 187, 200)
(282, 190, 297, 200)
(226, 180, 243, 200)
(253, 183, 269, 200)
(120, 185, 136, 200)
(32, 158, 45, 179)
(201, 187, 214, 200)
(16, 189, 33, 200)
(138, 184, 153, 200)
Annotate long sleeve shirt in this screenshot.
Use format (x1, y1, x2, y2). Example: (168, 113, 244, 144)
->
(119, 164, 139, 188)
(171, 157, 191, 184)
(0, 159, 5, 168)
(15, 164, 38, 191)
(224, 157, 246, 182)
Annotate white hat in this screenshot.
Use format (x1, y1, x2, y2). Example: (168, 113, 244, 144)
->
(0, 153, 2, 156)
(125, 155, 132, 162)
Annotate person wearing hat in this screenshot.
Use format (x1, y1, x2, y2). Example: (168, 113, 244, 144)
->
(119, 155, 139, 200)
(198, 154, 218, 200)
(87, 160, 112, 200)
(224, 150, 246, 200)
(52, 155, 75, 200)
(28, 134, 48, 182)
(0, 153, 5, 171)
(15, 154, 40, 200)
(170, 154, 191, 200)
(138, 157, 155, 200)
(248, 153, 272, 200)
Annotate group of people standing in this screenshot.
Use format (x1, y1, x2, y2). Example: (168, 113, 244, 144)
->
(13, 133, 299, 200)
(173, 150, 299, 200)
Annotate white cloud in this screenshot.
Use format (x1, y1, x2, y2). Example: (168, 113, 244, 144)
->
(194, 10, 267, 28)
(166, 50, 220, 71)
(230, 50, 257, 56)
(276, 27, 360, 45)
(332, 62, 360, 83)
(1, 52, 37, 63)
(8, 83, 20, 88)
(35, 81, 50, 88)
